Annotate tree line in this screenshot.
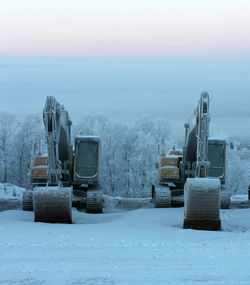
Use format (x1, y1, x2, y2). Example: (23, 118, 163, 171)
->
(0, 111, 249, 197)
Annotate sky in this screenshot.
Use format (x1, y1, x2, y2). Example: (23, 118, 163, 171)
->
(0, 0, 250, 58)
(0, 0, 250, 140)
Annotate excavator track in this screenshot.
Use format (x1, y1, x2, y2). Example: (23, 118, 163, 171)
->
(220, 188, 231, 209)
(152, 184, 171, 208)
(22, 190, 33, 211)
(33, 186, 72, 223)
(86, 189, 103, 213)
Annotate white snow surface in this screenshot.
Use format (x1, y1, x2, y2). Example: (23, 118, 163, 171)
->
(161, 166, 178, 169)
(165, 154, 180, 158)
(75, 135, 100, 140)
(33, 166, 48, 169)
(0, 183, 25, 200)
(231, 194, 249, 203)
(185, 178, 221, 191)
(1, 206, 250, 285)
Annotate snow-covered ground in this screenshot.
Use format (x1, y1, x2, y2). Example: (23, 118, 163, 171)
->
(1, 205, 250, 285)
(0, 183, 25, 199)
(0, 183, 25, 211)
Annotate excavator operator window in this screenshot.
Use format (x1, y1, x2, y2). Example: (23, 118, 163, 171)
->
(208, 142, 225, 179)
(75, 141, 98, 178)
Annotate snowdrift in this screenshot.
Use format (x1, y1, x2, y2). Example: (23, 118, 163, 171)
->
(0, 183, 25, 211)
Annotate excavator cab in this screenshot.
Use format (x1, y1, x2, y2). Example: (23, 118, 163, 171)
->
(74, 136, 100, 185)
(208, 139, 227, 184)
(73, 136, 103, 213)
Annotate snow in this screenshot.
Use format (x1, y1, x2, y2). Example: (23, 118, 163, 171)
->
(1, 205, 250, 284)
(230, 195, 250, 209)
(0, 184, 25, 212)
(231, 194, 248, 203)
(170, 148, 183, 152)
(75, 135, 100, 142)
(103, 195, 152, 211)
(165, 154, 180, 158)
(35, 154, 48, 158)
(0, 183, 25, 200)
(185, 178, 221, 191)
(33, 165, 48, 169)
(161, 166, 179, 169)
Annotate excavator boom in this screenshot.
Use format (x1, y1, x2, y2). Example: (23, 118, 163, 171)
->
(195, 92, 210, 178)
(33, 96, 73, 223)
(183, 92, 221, 230)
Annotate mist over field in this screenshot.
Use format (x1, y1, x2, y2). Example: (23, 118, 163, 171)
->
(0, 56, 250, 141)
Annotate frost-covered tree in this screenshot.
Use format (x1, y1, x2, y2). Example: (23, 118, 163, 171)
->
(73, 114, 172, 197)
(0, 112, 17, 183)
(3, 110, 250, 198)
(227, 141, 250, 195)
(0, 111, 43, 187)
(13, 113, 43, 187)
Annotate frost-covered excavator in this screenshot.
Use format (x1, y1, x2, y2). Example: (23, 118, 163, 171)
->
(152, 92, 231, 209)
(24, 96, 103, 223)
(183, 92, 221, 230)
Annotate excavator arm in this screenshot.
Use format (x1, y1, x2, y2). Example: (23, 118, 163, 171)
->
(33, 96, 73, 223)
(43, 96, 62, 185)
(195, 92, 210, 178)
(43, 96, 72, 185)
(184, 92, 221, 231)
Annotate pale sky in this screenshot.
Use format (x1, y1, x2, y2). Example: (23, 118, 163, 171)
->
(0, 1, 250, 140)
(0, 57, 249, 140)
(0, 0, 250, 57)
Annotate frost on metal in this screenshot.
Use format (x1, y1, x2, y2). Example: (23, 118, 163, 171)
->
(86, 188, 103, 213)
(184, 178, 221, 231)
(161, 166, 179, 169)
(220, 188, 231, 209)
(33, 186, 72, 223)
(165, 154, 181, 159)
(152, 184, 171, 208)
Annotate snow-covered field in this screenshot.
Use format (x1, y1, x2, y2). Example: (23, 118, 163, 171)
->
(1, 204, 250, 285)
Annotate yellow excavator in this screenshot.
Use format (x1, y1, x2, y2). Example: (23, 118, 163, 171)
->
(152, 92, 230, 210)
(23, 96, 103, 223)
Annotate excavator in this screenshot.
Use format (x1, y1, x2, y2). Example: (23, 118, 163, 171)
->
(152, 92, 231, 210)
(23, 96, 103, 223)
(183, 92, 221, 230)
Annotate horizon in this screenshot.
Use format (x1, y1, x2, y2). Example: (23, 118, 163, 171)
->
(1, 56, 250, 141)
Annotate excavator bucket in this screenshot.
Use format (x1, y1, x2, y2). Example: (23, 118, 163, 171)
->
(183, 178, 221, 230)
(33, 185, 72, 223)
